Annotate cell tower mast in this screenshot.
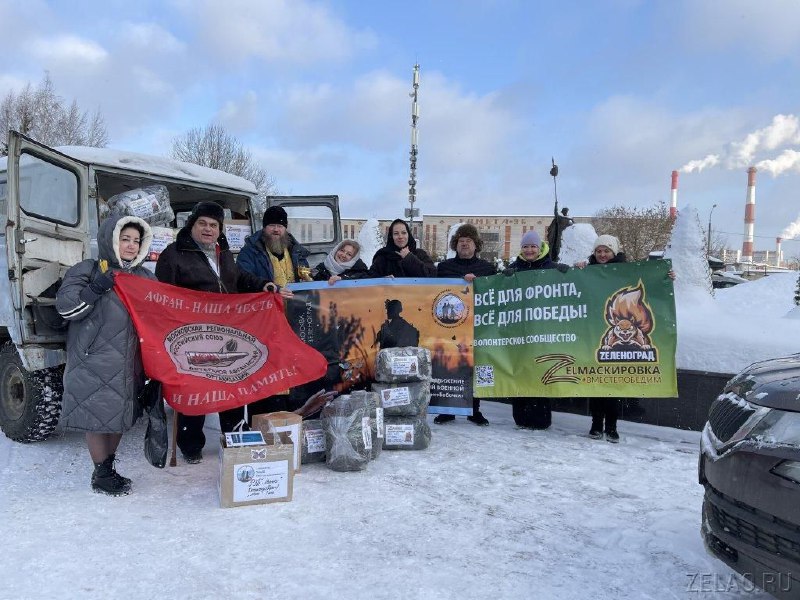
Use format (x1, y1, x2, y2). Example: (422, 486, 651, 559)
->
(407, 64, 420, 226)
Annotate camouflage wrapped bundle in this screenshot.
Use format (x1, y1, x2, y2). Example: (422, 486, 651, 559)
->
(351, 390, 383, 460)
(107, 184, 175, 226)
(321, 394, 371, 472)
(301, 419, 326, 464)
(375, 347, 432, 383)
(372, 380, 431, 417)
(382, 414, 431, 451)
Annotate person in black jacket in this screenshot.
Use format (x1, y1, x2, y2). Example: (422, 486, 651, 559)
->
(505, 230, 568, 430)
(155, 201, 275, 464)
(313, 239, 369, 284)
(435, 224, 497, 426)
(575, 234, 674, 443)
(367, 218, 436, 278)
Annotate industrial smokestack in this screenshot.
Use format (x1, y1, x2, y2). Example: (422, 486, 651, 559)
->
(776, 237, 783, 267)
(670, 171, 678, 219)
(741, 167, 756, 263)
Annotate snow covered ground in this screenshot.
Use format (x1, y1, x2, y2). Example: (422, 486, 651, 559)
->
(0, 403, 773, 600)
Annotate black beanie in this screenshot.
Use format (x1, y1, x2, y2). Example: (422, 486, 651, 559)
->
(187, 201, 225, 229)
(263, 205, 288, 228)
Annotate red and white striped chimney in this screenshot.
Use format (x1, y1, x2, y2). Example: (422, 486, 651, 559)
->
(670, 170, 678, 219)
(776, 237, 783, 267)
(741, 167, 756, 263)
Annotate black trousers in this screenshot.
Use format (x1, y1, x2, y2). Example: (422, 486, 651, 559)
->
(176, 396, 290, 456)
(589, 398, 619, 432)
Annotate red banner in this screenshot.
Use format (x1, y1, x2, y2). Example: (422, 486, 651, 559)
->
(114, 273, 327, 416)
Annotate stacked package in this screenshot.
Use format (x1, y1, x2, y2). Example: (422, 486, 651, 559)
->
(321, 394, 371, 472)
(349, 390, 383, 460)
(107, 184, 175, 226)
(373, 347, 432, 451)
(300, 419, 326, 465)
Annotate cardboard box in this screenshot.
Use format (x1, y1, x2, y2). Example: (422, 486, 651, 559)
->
(218, 432, 294, 508)
(252, 411, 303, 473)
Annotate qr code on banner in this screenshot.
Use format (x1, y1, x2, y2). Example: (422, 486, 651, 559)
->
(475, 365, 494, 387)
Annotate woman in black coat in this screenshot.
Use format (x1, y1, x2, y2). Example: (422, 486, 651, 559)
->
(313, 240, 369, 284)
(367, 218, 436, 278)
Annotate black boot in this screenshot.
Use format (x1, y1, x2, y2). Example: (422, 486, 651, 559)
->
(107, 453, 131, 487)
(92, 456, 131, 496)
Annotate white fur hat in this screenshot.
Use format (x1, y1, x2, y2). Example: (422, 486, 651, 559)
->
(594, 234, 620, 255)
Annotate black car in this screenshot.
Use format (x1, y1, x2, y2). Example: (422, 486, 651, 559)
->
(699, 354, 800, 599)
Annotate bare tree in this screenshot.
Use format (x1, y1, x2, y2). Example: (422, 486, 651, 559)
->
(592, 201, 674, 261)
(171, 124, 276, 210)
(707, 231, 730, 259)
(0, 73, 108, 155)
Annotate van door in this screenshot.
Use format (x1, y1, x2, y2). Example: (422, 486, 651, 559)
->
(5, 131, 90, 345)
(265, 195, 342, 271)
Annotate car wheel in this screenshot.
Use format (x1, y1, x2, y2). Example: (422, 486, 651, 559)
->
(0, 341, 63, 442)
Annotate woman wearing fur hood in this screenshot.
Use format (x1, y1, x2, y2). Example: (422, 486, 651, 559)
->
(56, 214, 155, 496)
(312, 239, 369, 285)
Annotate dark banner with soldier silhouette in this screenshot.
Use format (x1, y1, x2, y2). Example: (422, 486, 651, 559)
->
(473, 260, 677, 398)
(285, 278, 475, 416)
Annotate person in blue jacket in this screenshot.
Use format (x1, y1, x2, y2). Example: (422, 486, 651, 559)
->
(237, 205, 310, 290)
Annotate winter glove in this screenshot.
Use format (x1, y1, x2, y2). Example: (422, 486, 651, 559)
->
(555, 263, 569, 273)
(502, 267, 516, 276)
(79, 271, 115, 304)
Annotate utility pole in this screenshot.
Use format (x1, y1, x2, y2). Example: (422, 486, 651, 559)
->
(707, 203, 717, 255)
(406, 64, 420, 230)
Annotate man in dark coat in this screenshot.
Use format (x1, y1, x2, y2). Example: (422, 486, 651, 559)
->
(155, 201, 272, 463)
(236, 205, 311, 287)
(435, 224, 497, 426)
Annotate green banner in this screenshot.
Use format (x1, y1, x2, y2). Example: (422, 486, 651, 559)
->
(473, 260, 677, 398)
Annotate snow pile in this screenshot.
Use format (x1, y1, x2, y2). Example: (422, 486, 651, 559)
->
(357, 217, 383, 267)
(559, 223, 598, 266)
(663, 205, 714, 306)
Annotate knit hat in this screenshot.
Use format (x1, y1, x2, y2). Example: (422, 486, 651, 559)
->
(594, 234, 620, 255)
(263, 205, 288, 228)
(520, 230, 541, 247)
(450, 223, 483, 252)
(187, 201, 225, 229)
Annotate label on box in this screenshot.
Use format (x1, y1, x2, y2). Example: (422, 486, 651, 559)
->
(147, 226, 175, 261)
(232, 459, 289, 502)
(385, 424, 415, 445)
(305, 429, 325, 454)
(375, 408, 384, 439)
(390, 356, 419, 376)
(362, 417, 372, 451)
(125, 194, 159, 218)
(380, 387, 410, 408)
(225, 223, 252, 252)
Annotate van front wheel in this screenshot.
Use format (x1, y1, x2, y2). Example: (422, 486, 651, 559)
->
(0, 342, 63, 442)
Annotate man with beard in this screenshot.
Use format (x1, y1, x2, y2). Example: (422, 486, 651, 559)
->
(434, 223, 497, 426)
(237, 205, 311, 288)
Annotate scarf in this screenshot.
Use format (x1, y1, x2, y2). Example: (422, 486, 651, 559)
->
(322, 242, 360, 276)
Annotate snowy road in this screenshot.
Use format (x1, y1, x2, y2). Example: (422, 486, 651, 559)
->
(0, 401, 770, 600)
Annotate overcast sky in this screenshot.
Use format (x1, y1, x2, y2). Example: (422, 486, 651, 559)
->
(2, 0, 800, 256)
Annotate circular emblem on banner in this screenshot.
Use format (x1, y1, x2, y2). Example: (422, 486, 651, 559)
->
(432, 290, 469, 328)
(164, 323, 268, 383)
